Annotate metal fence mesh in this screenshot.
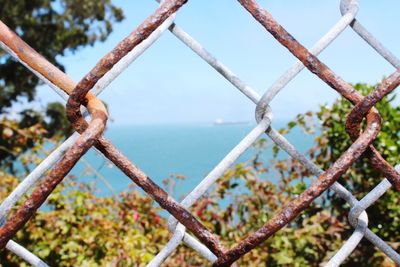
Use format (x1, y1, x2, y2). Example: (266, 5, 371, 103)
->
(0, 0, 400, 266)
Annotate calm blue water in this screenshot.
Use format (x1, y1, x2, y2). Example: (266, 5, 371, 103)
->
(66, 123, 314, 199)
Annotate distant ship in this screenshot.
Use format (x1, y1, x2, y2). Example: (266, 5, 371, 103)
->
(213, 118, 250, 126)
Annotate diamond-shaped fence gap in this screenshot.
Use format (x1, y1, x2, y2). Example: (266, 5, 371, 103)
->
(255, 0, 344, 48)
(266, 69, 339, 122)
(83, 35, 184, 117)
(353, 3, 400, 56)
(59, 150, 117, 197)
(185, 11, 308, 87)
(154, 1, 293, 100)
(316, 28, 397, 85)
(95, 27, 254, 125)
(103, 124, 262, 200)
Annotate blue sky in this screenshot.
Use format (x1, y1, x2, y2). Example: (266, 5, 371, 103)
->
(36, 0, 400, 125)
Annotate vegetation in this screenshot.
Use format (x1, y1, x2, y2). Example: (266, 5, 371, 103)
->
(1, 83, 399, 266)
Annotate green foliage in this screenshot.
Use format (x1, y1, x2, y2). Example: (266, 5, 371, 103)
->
(0, 175, 169, 266)
(276, 83, 400, 266)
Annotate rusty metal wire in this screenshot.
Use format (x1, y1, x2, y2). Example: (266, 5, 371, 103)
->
(0, 0, 399, 266)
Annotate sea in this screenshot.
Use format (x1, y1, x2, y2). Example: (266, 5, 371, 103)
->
(63, 122, 315, 200)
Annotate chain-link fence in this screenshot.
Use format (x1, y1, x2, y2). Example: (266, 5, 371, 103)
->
(0, 0, 400, 266)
